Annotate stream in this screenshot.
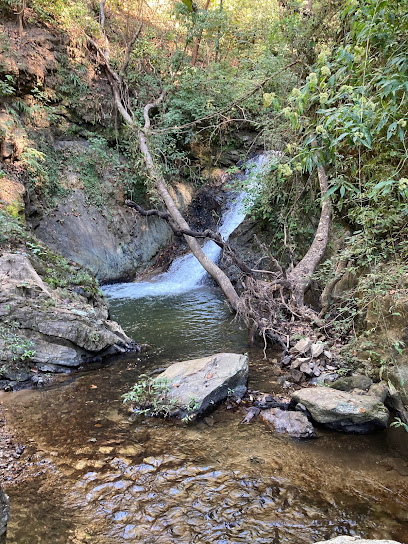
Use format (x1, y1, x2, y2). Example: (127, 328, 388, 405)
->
(2, 157, 408, 543)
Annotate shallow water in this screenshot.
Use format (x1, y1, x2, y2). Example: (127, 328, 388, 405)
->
(2, 289, 408, 544)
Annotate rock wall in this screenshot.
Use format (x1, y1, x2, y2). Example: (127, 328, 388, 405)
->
(32, 183, 194, 284)
(0, 253, 135, 387)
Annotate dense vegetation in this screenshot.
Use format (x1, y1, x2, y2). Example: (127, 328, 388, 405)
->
(0, 0, 407, 371)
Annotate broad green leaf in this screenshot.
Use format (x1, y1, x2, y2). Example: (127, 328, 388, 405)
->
(387, 121, 397, 140)
(181, 0, 194, 11)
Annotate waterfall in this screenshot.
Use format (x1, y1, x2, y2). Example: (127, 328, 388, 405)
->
(103, 154, 268, 300)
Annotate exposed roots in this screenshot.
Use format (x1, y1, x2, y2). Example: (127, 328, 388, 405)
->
(236, 275, 320, 355)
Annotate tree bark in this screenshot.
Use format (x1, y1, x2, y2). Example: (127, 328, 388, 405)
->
(17, 0, 25, 36)
(287, 155, 331, 307)
(138, 128, 241, 310)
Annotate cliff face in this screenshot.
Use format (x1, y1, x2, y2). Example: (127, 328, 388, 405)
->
(31, 180, 194, 284)
(0, 20, 199, 284)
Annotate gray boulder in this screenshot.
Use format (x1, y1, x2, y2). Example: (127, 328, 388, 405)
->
(0, 253, 134, 377)
(0, 487, 9, 544)
(315, 538, 402, 544)
(292, 387, 389, 433)
(157, 353, 249, 419)
(259, 408, 315, 439)
(330, 374, 373, 392)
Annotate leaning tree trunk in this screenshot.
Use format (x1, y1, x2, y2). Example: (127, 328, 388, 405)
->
(139, 102, 241, 310)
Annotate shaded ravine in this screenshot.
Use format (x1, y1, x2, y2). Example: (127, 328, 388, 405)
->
(103, 154, 268, 300)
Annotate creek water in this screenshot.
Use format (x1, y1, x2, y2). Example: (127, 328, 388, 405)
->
(2, 295, 408, 544)
(2, 157, 408, 543)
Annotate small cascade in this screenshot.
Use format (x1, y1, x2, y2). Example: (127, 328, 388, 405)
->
(103, 154, 269, 300)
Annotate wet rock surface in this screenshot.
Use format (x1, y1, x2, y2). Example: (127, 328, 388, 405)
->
(0, 487, 9, 544)
(291, 387, 390, 433)
(0, 253, 135, 386)
(259, 407, 316, 439)
(33, 189, 177, 284)
(156, 353, 249, 419)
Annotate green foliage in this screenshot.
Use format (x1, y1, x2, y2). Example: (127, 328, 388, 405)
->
(122, 375, 178, 418)
(181, 0, 194, 12)
(249, 0, 408, 293)
(0, 321, 36, 362)
(0, 74, 15, 97)
(123, 374, 199, 421)
(390, 417, 408, 433)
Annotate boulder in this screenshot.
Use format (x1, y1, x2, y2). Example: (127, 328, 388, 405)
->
(310, 372, 340, 386)
(315, 538, 402, 544)
(157, 353, 249, 419)
(0, 487, 9, 544)
(290, 357, 308, 369)
(330, 375, 373, 392)
(259, 408, 315, 439)
(369, 381, 389, 403)
(0, 253, 134, 378)
(310, 342, 325, 358)
(291, 387, 389, 433)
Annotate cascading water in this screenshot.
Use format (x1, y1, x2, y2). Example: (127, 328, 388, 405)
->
(103, 154, 269, 300)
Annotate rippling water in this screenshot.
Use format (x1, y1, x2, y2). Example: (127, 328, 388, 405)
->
(2, 289, 408, 544)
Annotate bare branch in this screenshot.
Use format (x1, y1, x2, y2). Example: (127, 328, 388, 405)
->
(143, 91, 166, 130)
(121, 22, 143, 75)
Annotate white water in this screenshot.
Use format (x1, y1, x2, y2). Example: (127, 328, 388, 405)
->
(103, 154, 269, 300)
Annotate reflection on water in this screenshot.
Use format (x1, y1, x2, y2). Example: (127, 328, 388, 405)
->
(2, 288, 408, 544)
(107, 287, 250, 360)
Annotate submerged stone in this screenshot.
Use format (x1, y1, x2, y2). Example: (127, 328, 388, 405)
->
(156, 352, 249, 419)
(259, 408, 316, 439)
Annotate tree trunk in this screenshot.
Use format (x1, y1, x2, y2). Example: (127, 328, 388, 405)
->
(86, 33, 241, 311)
(191, 0, 211, 66)
(17, 0, 25, 36)
(287, 158, 331, 307)
(214, 0, 223, 63)
(138, 130, 241, 310)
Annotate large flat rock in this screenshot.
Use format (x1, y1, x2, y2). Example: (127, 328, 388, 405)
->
(0, 253, 133, 377)
(158, 352, 249, 419)
(292, 387, 389, 433)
